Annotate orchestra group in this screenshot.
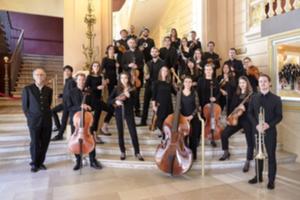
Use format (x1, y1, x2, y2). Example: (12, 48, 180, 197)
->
(22, 26, 282, 190)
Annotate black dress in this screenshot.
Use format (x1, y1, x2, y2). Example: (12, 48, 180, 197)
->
(102, 57, 118, 94)
(217, 74, 237, 115)
(159, 46, 178, 70)
(152, 80, 175, 131)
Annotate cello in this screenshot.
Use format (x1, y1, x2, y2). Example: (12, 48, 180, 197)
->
(155, 79, 193, 176)
(68, 91, 95, 170)
(203, 81, 223, 147)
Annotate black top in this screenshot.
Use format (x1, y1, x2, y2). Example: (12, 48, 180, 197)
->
(115, 38, 129, 64)
(197, 78, 220, 108)
(171, 38, 181, 50)
(152, 80, 175, 115)
(247, 92, 282, 134)
(102, 57, 118, 86)
(121, 49, 145, 72)
(61, 77, 76, 103)
(246, 74, 258, 93)
(181, 90, 197, 116)
(108, 87, 136, 115)
(22, 84, 53, 121)
(188, 40, 202, 55)
(159, 46, 178, 69)
(182, 68, 201, 83)
(202, 51, 221, 70)
(224, 59, 245, 78)
(85, 75, 103, 109)
(229, 93, 252, 120)
(146, 58, 165, 84)
(137, 37, 155, 62)
(217, 74, 237, 100)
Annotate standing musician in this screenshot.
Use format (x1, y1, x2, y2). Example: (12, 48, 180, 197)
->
(188, 31, 202, 55)
(128, 25, 137, 40)
(197, 63, 221, 146)
(217, 63, 237, 115)
(137, 27, 155, 63)
(181, 75, 201, 160)
(86, 62, 114, 141)
(52, 65, 76, 141)
(159, 36, 178, 71)
(224, 48, 245, 79)
(102, 45, 120, 95)
(193, 48, 205, 77)
(202, 41, 221, 76)
(139, 47, 165, 126)
(219, 76, 254, 173)
(152, 66, 176, 138)
(182, 58, 200, 87)
(22, 68, 52, 172)
(170, 28, 181, 50)
(248, 74, 282, 190)
(115, 29, 129, 65)
(67, 73, 102, 171)
(108, 72, 144, 161)
(243, 57, 259, 93)
(179, 37, 193, 75)
(121, 37, 145, 117)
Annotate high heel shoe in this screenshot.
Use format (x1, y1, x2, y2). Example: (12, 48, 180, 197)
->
(135, 153, 144, 161)
(219, 151, 230, 161)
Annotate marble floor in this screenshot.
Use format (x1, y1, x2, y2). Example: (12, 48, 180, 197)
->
(1, 160, 300, 200)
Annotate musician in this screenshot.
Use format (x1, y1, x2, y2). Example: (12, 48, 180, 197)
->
(217, 63, 237, 115)
(108, 72, 144, 161)
(139, 47, 165, 126)
(224, 48, 245, 79)
(115, 29, 129, 65)
(248, 74, 282, 190)
(159, 36, 178, 71)
(170, 28, 181, 50)
(128, 25, 137, 40)
(197, 63, 220, 147)
(52, 65, 76, 141)
(182, 58, 200, 87)
(137, 27, 155, 62)
(152, 66, 176, 138)
(243, 57, 259, 93)
(181, 76, 201, 160)
(202, 41, 221, 76)
(179, 37, 193, 74)
(121, 37, 145, 117)
(67, 73, 102, 170)
(193, 48, 205, 76)
(219, 76, 254, 173)
(86, 61, 114, 141)
(22, 68, 52, 172)
(188, 31, 202, 55)
(102, 45, 119, 95)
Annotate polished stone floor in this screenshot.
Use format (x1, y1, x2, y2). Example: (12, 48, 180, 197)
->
(1, 160, 300, 200)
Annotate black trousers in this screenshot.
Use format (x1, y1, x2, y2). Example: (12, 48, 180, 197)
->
(141, 81, 152, 124)
(187, 116, 201, 159)
(71, 125, 96, 162)
(221, 117, 254, 161)
(91, 101, 114, 133)
(52, 103, 69, 136)
(134, 87, 141, 113)
(28, 118, 52, 167)
(255, 131, 277, 182)
(115, 107, 140, 154)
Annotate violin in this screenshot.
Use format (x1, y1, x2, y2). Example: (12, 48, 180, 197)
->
(68, 91, 95, 159)
(113, 87, 136, 107)
(203, 81, 223, 144)
(155, 74, 193, 176)
(227, 93, 252, 126)
(131, 69, 142, 88)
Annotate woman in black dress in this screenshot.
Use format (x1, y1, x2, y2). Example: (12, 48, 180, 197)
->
(182, 58, 200, 88)
(219, 76, 254, 173)
(179, 37, 193, 74)
(193, 48, 205, 77)
(108, 72, 144, 161)
(86, 62, 114, 143)
(102, 45, 120, 95)
(181, 76, 201, 160)
(152, 66, 176, 138)
(170, 28, 181, 50)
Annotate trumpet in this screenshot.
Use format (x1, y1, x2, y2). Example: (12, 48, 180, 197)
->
(255, 106, 267, 160)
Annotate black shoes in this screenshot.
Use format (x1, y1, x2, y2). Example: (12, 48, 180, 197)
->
(135, 111, 141, 117)
(243, 160, 250, 172)
(211, 140, 217, 148)
(51, 134, 63, 141)
(90, 159, 102, 169)
(135, 153, 144, 161)
(267, 181, 275, 190)
(248, 176, 263, 184)
(219, 151, 230, 161)
(95, 135, 105, 144)
(100, 128, 112, 136)
(73, 160, 81, 171)
(39, 164, 47, 170)
(120, 152, 126, 160)
(31, 165, 39, 173)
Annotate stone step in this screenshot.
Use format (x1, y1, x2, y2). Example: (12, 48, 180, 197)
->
(23, 54, 63, 61)
(16, 79, 64, 84)
(21, 64, 64, 70)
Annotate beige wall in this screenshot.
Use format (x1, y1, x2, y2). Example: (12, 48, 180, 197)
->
(0, 0, 63, 17)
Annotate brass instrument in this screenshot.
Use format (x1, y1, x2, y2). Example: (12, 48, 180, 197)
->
(255, 106, 267, 160)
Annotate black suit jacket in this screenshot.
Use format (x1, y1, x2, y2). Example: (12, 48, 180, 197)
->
(22, 84, 53, 128)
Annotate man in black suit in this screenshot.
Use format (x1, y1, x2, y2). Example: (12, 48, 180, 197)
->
(22, 68, 53, 172)
(202, 41, 221, 76)
(224, 48, 245, 78)
(137, 27, 155, 62)
(51, 65, 76, 141)
(159, 36, 178, 71)
(188, 30, 202, 55)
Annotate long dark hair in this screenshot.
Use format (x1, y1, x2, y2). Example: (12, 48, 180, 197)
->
(236, 76, 253, 96)
(186, 58, 199, 77)
(158, 66, 171, 83)
(116, 72, 133, 93)
(89, 61, 102, 76)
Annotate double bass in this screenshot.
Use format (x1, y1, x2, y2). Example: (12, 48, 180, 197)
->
(155, 78, 193, 176)
(203, 81, 223, 147)
(68, 91, 95, 170)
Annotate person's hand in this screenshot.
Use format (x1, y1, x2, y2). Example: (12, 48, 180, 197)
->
(124, 90, 130, 98)
(81, 104, 91, 111)
(145, 74, 150, 80)
(256, 122, 270, 132)
(186, 115, 193, 121)
(210, 97, 216, 102)
(116, 62, 120, 68)
(105, 79, 110, 84)
(220, 89, 227, 96)
(97, 85, 104, 90)
(129, 63, 137, 69)
(115, 100, 123, 106)
(238, 104, 245, 111)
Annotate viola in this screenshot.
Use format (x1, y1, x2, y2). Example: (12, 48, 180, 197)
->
(227, 93, 252, 126)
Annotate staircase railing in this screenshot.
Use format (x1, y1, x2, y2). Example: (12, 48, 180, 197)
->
(0, 11, 24, 95)
(265, 0, 300, 19)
